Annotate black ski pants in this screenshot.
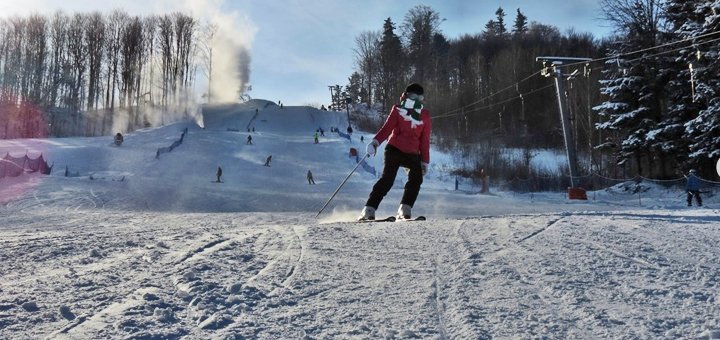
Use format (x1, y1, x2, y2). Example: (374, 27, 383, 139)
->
(365, 144, 423, 210)
(687, 190, 702, 206)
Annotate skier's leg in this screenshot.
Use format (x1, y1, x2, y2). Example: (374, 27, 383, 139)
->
(365, 145, 402, 209)
(687, 191, 693, 206)
(400, 154, 423, 207)
(695, 190, 702, 206)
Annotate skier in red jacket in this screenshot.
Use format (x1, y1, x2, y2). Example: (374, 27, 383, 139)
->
(358, 83, 431, 221)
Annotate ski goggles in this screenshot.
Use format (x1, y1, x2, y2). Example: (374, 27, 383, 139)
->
(406, 92, 424, 101)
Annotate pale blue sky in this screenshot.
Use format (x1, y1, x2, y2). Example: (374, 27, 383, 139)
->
(0, 0, 612, 106)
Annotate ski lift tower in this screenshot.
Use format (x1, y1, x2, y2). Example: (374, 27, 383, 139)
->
(536, 56, 592, 200)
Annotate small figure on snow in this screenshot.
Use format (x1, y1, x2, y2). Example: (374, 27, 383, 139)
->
(216, 166, 223, 183)
(358, 83, 431, 221)
(360, 135, 364, 143)
(114, 132, 124, 146)
(246, 135, 253, 145)
(480, 168, 488, 193)
(314, 132, 319, 144)
(686, 169, 702, 207)
(307, 170, 315, 185)
(264, 155, 272, 167)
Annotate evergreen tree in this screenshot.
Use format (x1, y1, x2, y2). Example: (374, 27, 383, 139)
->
(512, 9, 528, 37)
(378, 18, 405, 114)
(401, 5, 442, 84)
(594, 0, 666, 176)
(665, 0, 720, 174)
(495, 7, 507, 35)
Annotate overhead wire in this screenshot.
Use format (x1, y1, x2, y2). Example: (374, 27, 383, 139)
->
(432, 29, 720, 121)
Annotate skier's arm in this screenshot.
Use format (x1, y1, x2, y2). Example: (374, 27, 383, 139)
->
(373, 106, 399, 144)
(420, 110, 431, 164)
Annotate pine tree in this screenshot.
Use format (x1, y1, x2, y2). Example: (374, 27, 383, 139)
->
(595, 0, 666, 176)
(665, 0, 720, 173)
(512, 9, 528, 37)
(378, 18, 405, 114)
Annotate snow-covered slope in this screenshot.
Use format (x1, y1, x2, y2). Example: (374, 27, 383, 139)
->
(1, 101, 719, 338)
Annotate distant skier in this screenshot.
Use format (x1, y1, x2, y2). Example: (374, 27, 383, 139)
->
(114, 132, 124, 146)
(360, 135, 364, 143)
(686, 169, 702, 207)
(320, 128, 324, 136)
(358, 83, 431, 221)
(314, 132, 319, 144)
(264, 155, 272, 167)
(246, 135, 253, 145)
(307, 170, 315, 185)
(480, 169, 488, 193)
(216, 166, 223, 183)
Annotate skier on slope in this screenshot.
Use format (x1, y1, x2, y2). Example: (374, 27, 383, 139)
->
(114, 132, 124, 146)
(307, 170, 316, 185)
(686, 169, 703, 207)
(358, 83, 431, 221)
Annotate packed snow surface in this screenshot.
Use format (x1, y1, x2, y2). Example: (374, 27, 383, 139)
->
(1, 100, 719, 338)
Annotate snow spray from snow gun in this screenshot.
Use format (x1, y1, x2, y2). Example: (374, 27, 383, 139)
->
(316, 153, 370, 218)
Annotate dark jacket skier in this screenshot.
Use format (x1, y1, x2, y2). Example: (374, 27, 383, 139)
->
(307, 170, 315, 184)
(216, 166, 223, 183)
(686, 169, 702, 207)
(114, 132, 124, 146)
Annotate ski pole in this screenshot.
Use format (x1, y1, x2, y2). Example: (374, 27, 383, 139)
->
(316, 153, 370, 218)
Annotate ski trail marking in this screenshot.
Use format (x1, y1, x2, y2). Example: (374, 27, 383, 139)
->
(175, 237, 229, 264)
(568, 236, 661, 270)
(281, 226, 306, 289)
(517, 215, 565, 243)
(431, 257, 449, 340)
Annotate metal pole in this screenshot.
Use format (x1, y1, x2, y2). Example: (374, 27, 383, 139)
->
(345, 96, 352, 131)
(553, 66, 580, 187)
(316, 153, 370, 218)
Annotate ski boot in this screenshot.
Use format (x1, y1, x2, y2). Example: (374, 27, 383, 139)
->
(357, 206, 376, 221)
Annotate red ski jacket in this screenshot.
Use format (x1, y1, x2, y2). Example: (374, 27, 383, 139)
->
(373, 105, 432, 164)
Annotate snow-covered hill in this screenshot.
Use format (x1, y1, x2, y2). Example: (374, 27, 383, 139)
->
(0, 101, 719, 338)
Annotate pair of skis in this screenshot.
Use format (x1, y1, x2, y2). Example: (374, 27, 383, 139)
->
(358, 216, 426, 223)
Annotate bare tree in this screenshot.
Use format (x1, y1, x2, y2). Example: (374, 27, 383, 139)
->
(198, 22, 218, 103)
(353, 30, 380, 105)
(85, 12, 105, 112)
(104, 10, 126, 110)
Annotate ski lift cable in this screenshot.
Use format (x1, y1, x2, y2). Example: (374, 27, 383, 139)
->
(432, 84, 554, 120)
(432, 34, 720, 119)
(433, 31, 720, 123)
(435, 70, 545, 117)
(554, 29, 720, 70)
